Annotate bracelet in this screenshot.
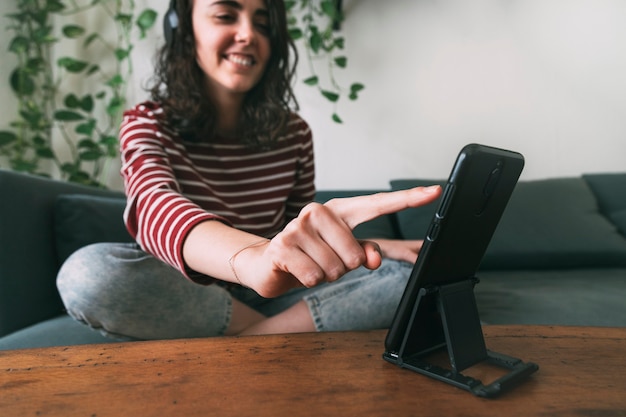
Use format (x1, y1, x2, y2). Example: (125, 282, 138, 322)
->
(228, 239, 270, 286)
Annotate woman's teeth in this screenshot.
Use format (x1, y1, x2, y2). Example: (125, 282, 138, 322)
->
(228, 55, 253, 67)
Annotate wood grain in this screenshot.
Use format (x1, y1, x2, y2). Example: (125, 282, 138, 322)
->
(1, 326, 625, 417)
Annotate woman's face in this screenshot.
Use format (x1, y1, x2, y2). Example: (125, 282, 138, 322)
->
(192, 0, 272, 103)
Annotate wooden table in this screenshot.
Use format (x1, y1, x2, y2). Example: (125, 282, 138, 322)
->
(1, 325, 624, 416)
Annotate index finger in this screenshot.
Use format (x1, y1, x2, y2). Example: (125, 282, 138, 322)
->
(324, 185, 442, 230)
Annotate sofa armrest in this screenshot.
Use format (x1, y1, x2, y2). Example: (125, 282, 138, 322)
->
(0, 170, 124, 337)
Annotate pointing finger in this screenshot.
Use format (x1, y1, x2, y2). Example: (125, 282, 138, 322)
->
(325, 185, 442, 230)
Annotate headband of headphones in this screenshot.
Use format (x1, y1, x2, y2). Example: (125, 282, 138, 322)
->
(163, 0, 179, 46)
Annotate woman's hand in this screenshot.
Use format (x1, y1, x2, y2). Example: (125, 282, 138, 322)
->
(235, 186, 441, 297)
(370, 239, 424, 264)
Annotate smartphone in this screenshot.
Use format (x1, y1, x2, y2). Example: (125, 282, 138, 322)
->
(384, 143, 525, 355)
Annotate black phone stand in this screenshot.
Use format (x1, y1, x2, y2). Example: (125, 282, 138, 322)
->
(395, 278, 538, 398)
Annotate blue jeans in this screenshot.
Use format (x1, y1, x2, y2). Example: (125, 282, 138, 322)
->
(57, 243, 412, 340)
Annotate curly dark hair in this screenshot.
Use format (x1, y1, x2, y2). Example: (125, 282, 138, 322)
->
(149, 0, 299, 147)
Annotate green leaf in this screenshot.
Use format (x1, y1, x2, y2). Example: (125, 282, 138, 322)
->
(284, 0, 296, 11)
(26, 58, 45, 73)
(32, 135, 46, 147)
(19, 109, 42, 128)
(349, 83, 365, 100)
(5, 12, 28, 23)
(136, 9, 158, 38)
(334, 56, 347, 68)
(106, 75, 124, 88)
(33, 26, 55, 44)
(350, 83, 365, 93)
(80, 96, 94, 112)
(9, 36, 29, 53)
(54, 110, 84, 121)
(57, 57, 89, 73)
(289, 28, 303, 41)
(79, 149, 103, 161)
(86, 65, 100, 76)
(100, 136, 119, 157)
(62, 25, 85, 38)
(76, 119, 96, 135)
(78, 138, 98, 149)
(99, 135, 118, 147)
(10, 69, 35, 95)
(114, 47, 130, 61)
(321, 90, 340, 102)
(334, 37, 345, 50)
(12, 159, 38, 173)
(115, 13, 133, 28)
(31, 10, 48, 27)
(46, 0, 66, 13)
(321, 0, 338, 19)
(350, 83, 365, 94)
(64, 93, 81, 109)
(303, 76, 319, 86)
(61, 163, 79, 175)
(67, 170, 93, 185)
(309, 30, 323, 53)
(106, 97, 124, 117)
(84, 33, 98, 47)
(332, 113, 343, 124)
(36, 147, 55, 158)
(0, 131, 18, 146)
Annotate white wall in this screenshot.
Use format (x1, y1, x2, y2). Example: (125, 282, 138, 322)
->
(2, 0, 625, 190)
(300, 0, 626, 189)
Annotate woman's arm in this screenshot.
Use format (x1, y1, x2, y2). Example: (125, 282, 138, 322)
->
(183, 186, 442, 297)
(120, 104, 229, 282)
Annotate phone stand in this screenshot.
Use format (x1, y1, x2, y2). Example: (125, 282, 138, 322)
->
(395, 278, 538, 398)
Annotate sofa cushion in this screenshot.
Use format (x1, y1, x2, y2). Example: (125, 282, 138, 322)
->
(391, 177, 626, 270)
(610, 210, 626, 236)
(315, 190, 399, 239)
(54, 194, 133, 265)
(583, 173, 626, 236)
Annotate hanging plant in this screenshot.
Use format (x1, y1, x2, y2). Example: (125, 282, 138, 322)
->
(0, 0, 363, 187)
(286, 0, 365, 123)
(0, 0, 157, 187)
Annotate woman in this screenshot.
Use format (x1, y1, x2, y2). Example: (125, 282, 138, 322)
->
(57, 0, 441, 339)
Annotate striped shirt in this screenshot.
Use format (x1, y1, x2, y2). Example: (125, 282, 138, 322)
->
(120, 101, 316, 284)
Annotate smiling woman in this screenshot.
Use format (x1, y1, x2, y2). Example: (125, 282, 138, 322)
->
(55, 0, 442, 341)
(152, 0, 297, 146)
(193, 0, 272, 114)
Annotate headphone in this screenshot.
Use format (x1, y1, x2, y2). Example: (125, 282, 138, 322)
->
(163, 0, 179, 47)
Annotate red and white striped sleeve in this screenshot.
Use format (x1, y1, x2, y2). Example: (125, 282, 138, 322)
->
(119, 103, 228, 282)
(284, 116, 316, 221)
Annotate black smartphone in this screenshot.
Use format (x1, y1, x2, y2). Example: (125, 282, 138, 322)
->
(384, 143, 525, 355)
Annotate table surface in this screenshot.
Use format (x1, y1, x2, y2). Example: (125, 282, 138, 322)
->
(1, 325, 625, 417)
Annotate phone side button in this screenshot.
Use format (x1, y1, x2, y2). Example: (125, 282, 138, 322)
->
(437, 184, 455, 219)
(427, 223, 440, 241)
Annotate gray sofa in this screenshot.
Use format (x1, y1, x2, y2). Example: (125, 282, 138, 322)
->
(1, 169, 625, 350)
